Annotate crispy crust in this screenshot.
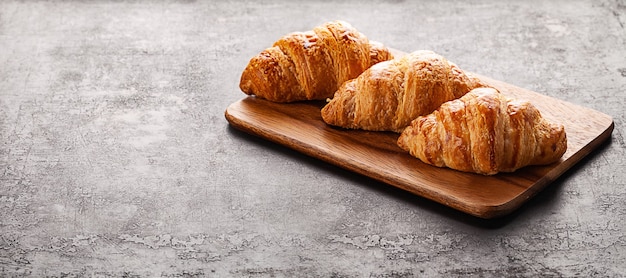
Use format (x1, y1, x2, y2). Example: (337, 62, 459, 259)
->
(239, 20, 393, 102)
(397, 87, 567, 175)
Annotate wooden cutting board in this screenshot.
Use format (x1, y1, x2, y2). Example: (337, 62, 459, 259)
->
(224, 75, 613, 219)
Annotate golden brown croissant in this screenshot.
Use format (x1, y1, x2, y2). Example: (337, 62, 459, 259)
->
(239, 20, 393, 103)
(321, 50, 484, 132)
(397, 87, 567, 175)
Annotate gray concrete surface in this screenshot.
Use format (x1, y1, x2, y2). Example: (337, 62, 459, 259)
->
(1, 0, 624, 276)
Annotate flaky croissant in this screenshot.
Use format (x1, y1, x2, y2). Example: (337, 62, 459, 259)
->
(321, 50, 484, 132)
(397, 87, 567, 175)
(239, 20, 393, 103)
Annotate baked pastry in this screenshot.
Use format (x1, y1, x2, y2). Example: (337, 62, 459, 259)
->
(239, 20, 393, 102)
(397, 87, 567, 175)
(321, 50, 483, 132)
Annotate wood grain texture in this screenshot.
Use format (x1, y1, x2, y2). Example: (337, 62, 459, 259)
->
(224, 75, 613, 219)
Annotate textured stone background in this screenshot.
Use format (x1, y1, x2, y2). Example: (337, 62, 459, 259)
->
(0, 0, 624, 276)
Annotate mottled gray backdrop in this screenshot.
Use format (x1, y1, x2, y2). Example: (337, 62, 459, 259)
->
(0, 0, 624, 277)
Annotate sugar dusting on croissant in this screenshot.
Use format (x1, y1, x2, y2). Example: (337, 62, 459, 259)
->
(239, 20, 393, 103)
(397, 87, 567, 175)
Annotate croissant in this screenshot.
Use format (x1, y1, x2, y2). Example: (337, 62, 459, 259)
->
(397, 87, 567, 175)
(321, 50, 484, 132)
(239, 20, 393, 103)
